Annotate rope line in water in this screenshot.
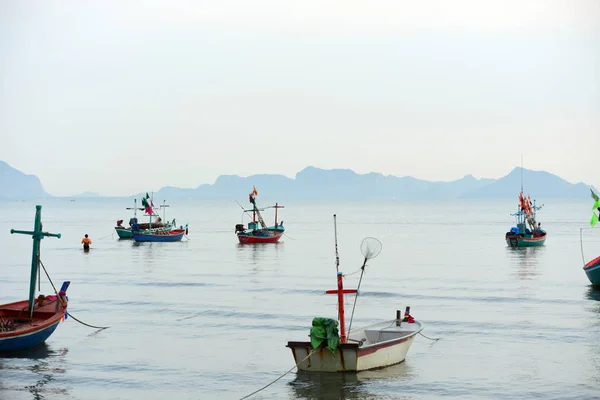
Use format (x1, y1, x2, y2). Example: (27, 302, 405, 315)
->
(283, 233, 295, 240)
(97, 232, 114, 240)
(39, 259, 110, 331)
(238, 349, 317, 400)
(66, 312, 109, 330)
(419, 331, 440, 341)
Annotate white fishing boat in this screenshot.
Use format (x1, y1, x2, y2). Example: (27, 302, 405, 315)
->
(286, 214, 423, 372)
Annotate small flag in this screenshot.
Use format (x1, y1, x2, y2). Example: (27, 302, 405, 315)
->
(592, 213, 599, 227)
(252, 186, 258, 196)
(591, 188, 599, 202)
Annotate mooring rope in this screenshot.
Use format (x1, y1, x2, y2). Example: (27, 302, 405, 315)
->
(66, 312, 109, 330)
(97, 232, 114, 240)
(238, 349, 317, 400)
(419, 331, 440, 341)
(39, 259, 110, 330)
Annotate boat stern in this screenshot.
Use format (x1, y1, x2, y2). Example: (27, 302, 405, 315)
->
(287, 341, 359, 372)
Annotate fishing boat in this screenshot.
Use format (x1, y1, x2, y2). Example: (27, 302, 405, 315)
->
(133, 226, 188, 242)
(286, 215, 423, 372)
(582, 188, 600, 286)
(0, 205, 70, 353)
(114, 196, 173, 239)
(505, 190, 546, 248)
(235, 186, 285, 244)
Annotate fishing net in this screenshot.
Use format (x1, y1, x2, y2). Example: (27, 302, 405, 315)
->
(360, 237, 382, 260)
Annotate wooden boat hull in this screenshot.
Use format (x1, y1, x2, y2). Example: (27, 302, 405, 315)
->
(133, 228, 185, 242)
(584, 256, 600, 286)
(287, 320, 421, 372)
(115, 226, 171, 239)
(115, 227, 134, 239)
(506, 233, 546, 247)
(0, 296, 68, 353)
(237, 230, 283, 244)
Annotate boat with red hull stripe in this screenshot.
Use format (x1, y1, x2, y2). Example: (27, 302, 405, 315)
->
(0, 205, 70, 354)
(286, 214, 422, 372)
(235, 186, 285, 245)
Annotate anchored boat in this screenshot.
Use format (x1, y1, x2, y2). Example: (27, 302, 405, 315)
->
(0, 205, 70, 353)
(582, 188, 600, 286)
(235, 186, 284, 244)
(286, 214, 422, 372)
(115, 196, 173, 239)
(133, 226, 188, 242)
(505, 190, 546, 248)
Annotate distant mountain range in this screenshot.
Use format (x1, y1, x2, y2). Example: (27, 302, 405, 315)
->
(0, 161, 50, 200)
(0, 160, 593, 200)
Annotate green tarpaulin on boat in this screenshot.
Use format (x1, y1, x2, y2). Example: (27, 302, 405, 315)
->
(310, 317, 340, 353)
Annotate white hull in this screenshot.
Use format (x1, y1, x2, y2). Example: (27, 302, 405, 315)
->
(287, 319, 422, 372)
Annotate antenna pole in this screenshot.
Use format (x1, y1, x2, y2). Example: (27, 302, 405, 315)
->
(334, 214, 339, 272)
(520, 154, 523, 192)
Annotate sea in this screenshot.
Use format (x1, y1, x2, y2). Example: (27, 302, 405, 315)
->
(0, 198, 599, 400)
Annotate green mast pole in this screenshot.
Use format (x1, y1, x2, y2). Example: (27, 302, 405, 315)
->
(10, 205, 61, 319)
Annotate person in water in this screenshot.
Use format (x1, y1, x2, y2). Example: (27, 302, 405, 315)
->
(81, 234, 92, 250)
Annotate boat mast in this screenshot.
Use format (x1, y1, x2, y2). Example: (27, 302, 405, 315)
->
(272, 203, 285, 226)
(160, 200, 170, 222)
(326, 214, 356, 343)
(125, 198, 139, 218)
(10, 205, 61, 319)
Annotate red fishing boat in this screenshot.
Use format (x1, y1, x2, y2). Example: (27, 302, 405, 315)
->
(235, 186, 285, 244)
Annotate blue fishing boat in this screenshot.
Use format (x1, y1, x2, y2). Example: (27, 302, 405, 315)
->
(0, 205, 70, 353)
(133, 225, 188, 242)
(115, 196, 173, 239)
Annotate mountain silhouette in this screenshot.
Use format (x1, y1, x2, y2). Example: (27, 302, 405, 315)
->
(148, 166, 588, 200)
(0, 161, 49, 199)
(0, 160, 590, 200)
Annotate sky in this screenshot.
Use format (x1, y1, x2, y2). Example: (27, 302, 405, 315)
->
(1, 0, 599, 196)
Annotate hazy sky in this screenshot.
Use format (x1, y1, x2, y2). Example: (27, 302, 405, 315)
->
(1, 0, 599, 196)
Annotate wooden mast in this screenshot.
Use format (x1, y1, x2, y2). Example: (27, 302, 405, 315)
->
(325, 214, 356, 343)
(10, 205, 61, 319)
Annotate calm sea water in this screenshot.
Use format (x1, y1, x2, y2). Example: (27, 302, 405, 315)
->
(1, 198, 599, 400)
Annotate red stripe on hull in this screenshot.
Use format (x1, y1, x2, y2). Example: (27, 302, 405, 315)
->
(584, 255, 600, 270)
(237, 232, 283, 244)
(0, 297, 68, 339)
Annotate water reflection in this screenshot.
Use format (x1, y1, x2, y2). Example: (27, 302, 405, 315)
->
(585, 287, 600, 315)
(236, 242, 283, 266)
(586, 286, 600, 302)
(583, 287, 600, 382)
(288, 362, 415, 400)
(0, 344, 69, 399)
(506, 246, 543, 280)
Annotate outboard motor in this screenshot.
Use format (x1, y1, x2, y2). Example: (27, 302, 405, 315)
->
(235, 224, 245, 233)
(129, 217, 138, 227)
